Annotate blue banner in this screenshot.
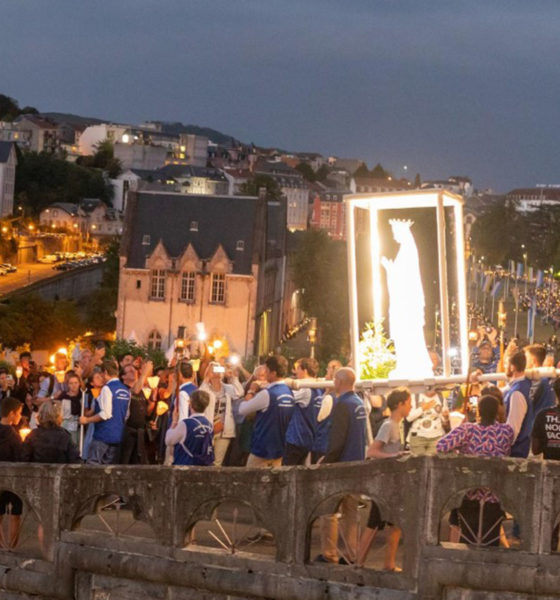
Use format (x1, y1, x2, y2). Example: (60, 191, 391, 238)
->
(536, 270, 544, 288)
(516, 262, 524, 278)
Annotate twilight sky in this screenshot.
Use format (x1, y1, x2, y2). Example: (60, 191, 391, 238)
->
(2, 0, 560, 192)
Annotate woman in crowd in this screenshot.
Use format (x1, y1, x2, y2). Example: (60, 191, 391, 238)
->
(58, 372, 83, 445)
(436, 395, 514, 547)
(22, 401, 81, 464)
(199, 362, 238, 467)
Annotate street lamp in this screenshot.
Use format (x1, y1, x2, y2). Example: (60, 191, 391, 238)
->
(523, 252, 528, 295)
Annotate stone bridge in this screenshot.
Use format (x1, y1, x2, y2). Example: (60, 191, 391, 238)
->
(0, 456, 559, 599)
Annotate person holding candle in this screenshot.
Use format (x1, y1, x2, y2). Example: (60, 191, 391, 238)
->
(58, 373, 83, 445)
(0, 397, 24, 549)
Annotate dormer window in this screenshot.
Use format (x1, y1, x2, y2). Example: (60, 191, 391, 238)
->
(142, 234, 151, 246)
(236, 240, 245, 251)
(190, 221, 198, 232)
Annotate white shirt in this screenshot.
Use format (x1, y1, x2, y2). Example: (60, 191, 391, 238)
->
(165, 412, 205, 446)
(178, 380, 196, 422)
(97, 378, 118, 420)
(238, 381, 286, 416)
(505, 376, 528, 441)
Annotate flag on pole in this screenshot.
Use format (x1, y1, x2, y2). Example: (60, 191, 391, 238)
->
(528, 266, 534, 282)
(491, 280, 503, 298)
(536, 269, 544, 288)
(509, 259, 515, 275)
(516, 262, 524, 278)
(527, 296, 537, 342)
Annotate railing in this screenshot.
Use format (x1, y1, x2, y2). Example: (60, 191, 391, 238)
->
(0, 457, 558, 599)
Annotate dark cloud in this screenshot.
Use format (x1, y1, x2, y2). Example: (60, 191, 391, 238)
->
(2, 0, 560, 190)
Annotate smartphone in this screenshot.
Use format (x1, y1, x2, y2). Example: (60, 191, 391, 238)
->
(469, 396, 479, 407)
(214, 366, 225, 374)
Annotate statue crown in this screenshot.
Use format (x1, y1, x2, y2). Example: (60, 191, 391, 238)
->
(388, 218, 414, 228)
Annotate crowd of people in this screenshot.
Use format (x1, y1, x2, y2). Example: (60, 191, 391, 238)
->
(0, 338, 559, 563)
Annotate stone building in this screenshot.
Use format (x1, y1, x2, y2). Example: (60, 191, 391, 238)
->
(116, 190, 287, 357)
(0, 141, 17, 218)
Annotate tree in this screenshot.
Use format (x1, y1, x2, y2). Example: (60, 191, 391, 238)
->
(295, 162, 316, 182)
(83, 239, 119, 332)
(15, 152, 113, 215)
(239, 174, 282, 200)
(315, 164, 330, 183)
(414, 173, 422, 188)
(0, 295, 83, 348)
(353, 163, 370, 178)
(0, 94, 39, 121)
(291, 229, 349, 360)
(370, 163, 391, 179)
(77, 139, 122, 178)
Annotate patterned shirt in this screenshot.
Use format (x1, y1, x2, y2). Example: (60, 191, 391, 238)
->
(436, 422, 514, 502)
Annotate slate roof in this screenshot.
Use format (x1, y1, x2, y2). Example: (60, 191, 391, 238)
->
(125, 192, 258, 274)
(0, 141, 15, 163)
(48, 202, 79, 216)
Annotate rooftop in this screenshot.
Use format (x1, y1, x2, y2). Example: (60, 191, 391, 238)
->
(124, 192, 258, 274)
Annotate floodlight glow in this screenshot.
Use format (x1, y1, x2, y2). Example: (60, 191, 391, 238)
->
(382, 219, 433, 378)
(345, 189, 468, 378)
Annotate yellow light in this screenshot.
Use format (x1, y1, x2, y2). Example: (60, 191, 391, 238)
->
(147, 376, 160, 390)
(57, 348, 68, 356)
(156, 401, 168, 416)
(91, 224, 97, 230)
(1, 227, 7, 233)
(15, 366, 23, 379)
(180, 145, 186, 152)
(229, 354, 240, 366)
(213, 339, 223, 350)
(54, 370, 66, 384)
(190, 358, 200, 372)
(73, 223, 78, 228)
(51, 224, 55, 229)
(208, 345, 214, 354)
(346, 189, 468, 377)
(28, 224, 34, 231)
(19, 428, 31, 442)
(142, 387, 151, 400)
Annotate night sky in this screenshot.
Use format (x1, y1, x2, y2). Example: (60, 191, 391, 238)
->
(2, 0, 560, 192)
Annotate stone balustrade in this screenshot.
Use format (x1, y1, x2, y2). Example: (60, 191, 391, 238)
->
(0, 455, 559, 599)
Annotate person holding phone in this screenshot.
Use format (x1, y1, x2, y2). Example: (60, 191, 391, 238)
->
(199, 362, 238, 466)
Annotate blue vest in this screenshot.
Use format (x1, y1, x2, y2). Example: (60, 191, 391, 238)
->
(173, 415, 214, 466)
(285, 388, 323, 450)
(251, 382, 295, 459)
(312, 392, 333, 455)
(504, 377, 533, 458)
(336, 392, 367, 462)
(93, 379, 131, 444)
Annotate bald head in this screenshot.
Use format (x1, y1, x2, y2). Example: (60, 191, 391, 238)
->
(334, 367, 356, 395)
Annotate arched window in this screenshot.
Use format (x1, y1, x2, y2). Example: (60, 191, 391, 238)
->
(148, 330, 162, 351)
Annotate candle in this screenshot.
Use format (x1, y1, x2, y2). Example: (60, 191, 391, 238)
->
(156, 401, 169, 416)
(142, 387, 152, 400)
(15, 366, 23, 380)
(19, 428, 31, 442)
(147, 376, 160, 390)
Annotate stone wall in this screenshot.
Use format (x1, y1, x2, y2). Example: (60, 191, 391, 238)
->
(0, 456, 558, 599)
(5, 263, 103, 301)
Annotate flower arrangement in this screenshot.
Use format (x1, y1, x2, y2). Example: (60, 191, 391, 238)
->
(358, 321, 396, 380)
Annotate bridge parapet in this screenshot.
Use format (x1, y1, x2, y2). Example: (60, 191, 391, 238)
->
(0, 456, 558, 599)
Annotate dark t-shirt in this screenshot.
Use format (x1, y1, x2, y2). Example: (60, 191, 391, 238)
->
(532, 406, 560, 460)
(0, 424, 23, 462)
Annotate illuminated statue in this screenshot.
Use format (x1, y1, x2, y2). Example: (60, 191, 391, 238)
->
(381, 219, 433, 378)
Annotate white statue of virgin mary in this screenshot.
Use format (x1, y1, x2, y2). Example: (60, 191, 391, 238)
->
(381, 219, 433, 378)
